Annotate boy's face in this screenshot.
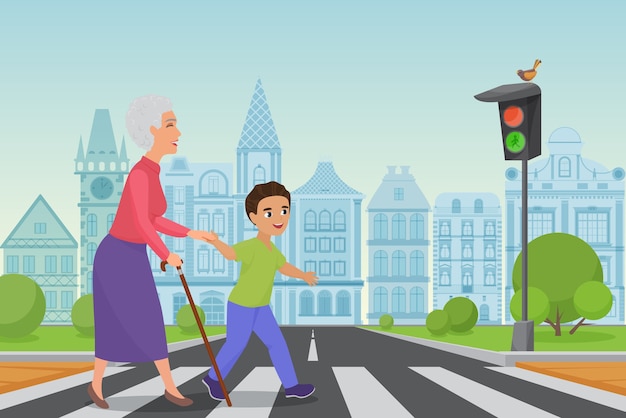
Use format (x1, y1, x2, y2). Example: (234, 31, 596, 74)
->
(249, 195, 290, 236)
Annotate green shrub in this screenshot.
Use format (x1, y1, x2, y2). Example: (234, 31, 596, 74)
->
(0, 274, 46, 338)
(176, 304, 206, 334)
(443, 297, 478, 333)
(72, 294, 94, 337)
(379, 314, 394, 330)
(426, 309, 451, 335)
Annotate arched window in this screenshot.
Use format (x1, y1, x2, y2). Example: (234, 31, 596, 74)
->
(374, 250, 388, 276)
(334, 210, 346, 231)
(201, 293, 225, 325)
(410, 214, 424, 240)
(440, 271, 451, 286)
(392, 214, 406, 239)
(253, 165, 266, 185)
(440, 244, 450, 259)
(337, 291, 351, 316)
(480, 304, 490, 321)
(410, 250, 425, 276)
(485, 245, 495, 259)
(410, 287, 424, 313)
(87, 243, 97, 265)
(462, 244, 473, 259)
(392, 250, 406, 276)
(319, 210, 331, 231)
(87, 214, 97, 237)
(474, 199, 483, 213)
(485, 271, 495, 286)
(374, 287, 387, 313)
(463, 272, 473, 286)
(392, 287, 406, 313)
(559, 157, 571, 177)
(304, 210, 316, 231)
(485, 221, 495, 236)
(440, 221, 450, 236)
(374, 214, 388, 239)
(300, 291, 314, 315)
(452, 199, 461, 213)
(318, 291, 332, 315)
(462, 221, 473, 236)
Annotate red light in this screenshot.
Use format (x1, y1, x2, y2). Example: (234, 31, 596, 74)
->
(503, 106, 524, 128)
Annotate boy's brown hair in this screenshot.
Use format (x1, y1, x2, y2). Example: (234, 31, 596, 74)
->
(245, 181, 291, 222)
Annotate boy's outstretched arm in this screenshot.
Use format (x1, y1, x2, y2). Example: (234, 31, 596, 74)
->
(279, 263, 319, 286)
(205, 231, 236, 260)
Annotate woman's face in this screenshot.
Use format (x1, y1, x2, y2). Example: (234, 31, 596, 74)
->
(149, 111, 180, 155)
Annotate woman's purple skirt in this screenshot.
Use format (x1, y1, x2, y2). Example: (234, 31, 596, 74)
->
(93, 234, 168, 362)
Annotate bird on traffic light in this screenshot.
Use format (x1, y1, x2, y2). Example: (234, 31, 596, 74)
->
(517, 59, 541, 81)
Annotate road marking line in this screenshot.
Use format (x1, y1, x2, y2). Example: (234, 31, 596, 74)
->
(311, 329, 315, 339)
(487, 366, 626, 412)
(411, 367, 558, 418)
(308, 338, 318, 362)
(206, 367, 281, 417)
(333, 367, 413, 417)
(59, 367, 206, 418)
(0, 366, 134, 410)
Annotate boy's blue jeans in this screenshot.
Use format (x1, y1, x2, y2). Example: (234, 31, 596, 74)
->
(207, 301, 298, 388)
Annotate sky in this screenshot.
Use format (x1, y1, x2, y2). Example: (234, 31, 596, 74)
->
(1, 0, 625, 274)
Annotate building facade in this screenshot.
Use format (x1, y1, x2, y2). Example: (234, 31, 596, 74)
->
(367, 166, 431, 325)
(504, 127, 625, 324)
(1, 195, 79, 324)
(432, 192, 503, 324)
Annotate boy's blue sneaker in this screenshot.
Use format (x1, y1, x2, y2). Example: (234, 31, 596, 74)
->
(285, 383, 315, 399)
(202, 375, 226, 401)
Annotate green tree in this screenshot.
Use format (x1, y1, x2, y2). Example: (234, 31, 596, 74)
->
(0, 274, 46, 338)
(176, 304, 206, 334)
(512, 232, 610, 336)
(443, 297, 478, 333)
(509, 286, 550, 326)
(72, 294, 95, 337)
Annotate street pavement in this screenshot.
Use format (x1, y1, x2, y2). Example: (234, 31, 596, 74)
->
(2, 330, 626, 397)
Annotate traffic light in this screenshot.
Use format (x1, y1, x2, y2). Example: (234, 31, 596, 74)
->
(475, 83, 541, 160)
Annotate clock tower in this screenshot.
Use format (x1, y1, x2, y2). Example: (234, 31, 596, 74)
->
(75, 109, 130, 295)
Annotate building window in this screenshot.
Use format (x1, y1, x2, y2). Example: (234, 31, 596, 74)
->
(208, 175, 220, 194)
(174, 209, 184, 225)
(410, 287, 425, 313)
(374, 250, 388, 276)
(529, 211, 554, 241)
(45, 256, 57, 273)
(462, 244, 473, 259)
(174, 186, 185, 204)
(410, 214, 424, 240)
(462, 272, 473, 292)
(304, 260, 316, 272)
(198, 213, 209, 231)
(23, 255, 35, 274)
(374, 287, 388, 313)
(61, 255, 74, 273)
(577, 210, 609, 244)
(334, 261, 346, 276)
(253, 165, 266, 185)
(394, 188, 404, 200)
(392, 250, 406, 276)
(173, 293, 186, 323)
(319, 211, 331, 231)
(334, 237, 346, 252)
(440, 271, 451, 286)
(440, 244, 450, 259)
(213, 213, 225, 235)
(462, 221, 473, 236)
(45, 291, 57, 309)
(305, 211, 317, 231)
(213, 250, 225, 272)
(440, 221, 450, 236)
(334, 210, 346, 231)
(300, 291, 314, 315)
(318, 291, 332, 315)
(452, 199, 461, 213)
(107, 214, 115, 232)
(304, 237, 316, 252)
(87, 271, 93, 294)
(61, 291, 73, 309)
(480, 304, 490, 321)
(484, 221, 496, 236)
(474, 199, 483, 214)
(149, 250, 160, 271)
(392, 214, 406, 239)
(337, 291, 350, 315)
(197, 249, 209, 272)
(35, 222, 47, 234)
(319, 261, 331, 276)
(485, 245, 495, 259)
(559, 157, 571, 177)
(87, 214, 97, 237)
(485, 271, 496, 286)
(392, 287, 406, 313)
(374, 214, 388, 239)
(7, 256, 19, 273)
(319, 237, 331, 252)
(410, 251, 425, 277)
(174, 237, 185, 251)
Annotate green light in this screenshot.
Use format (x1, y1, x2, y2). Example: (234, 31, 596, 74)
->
(505, 131, 526, 153)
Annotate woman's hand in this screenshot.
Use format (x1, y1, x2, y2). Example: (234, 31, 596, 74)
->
(187, 229, 217, 242)
(166, 252, 183, 267)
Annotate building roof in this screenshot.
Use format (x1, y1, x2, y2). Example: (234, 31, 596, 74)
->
(85, 109, 119, 159)
(237, 79, 281, 150)
(368, 166, 430, 210)
(293, 161, 362, 196)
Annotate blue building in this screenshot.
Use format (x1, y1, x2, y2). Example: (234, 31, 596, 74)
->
(367, 166, 431, 325)
(504, 127, 625, 324)
(432, 192, 503, 324)
(1, 195, 79, 324)
(288, 160, 365, 325)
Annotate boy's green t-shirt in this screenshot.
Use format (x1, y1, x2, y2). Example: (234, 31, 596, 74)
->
(228, 238, 287, 307)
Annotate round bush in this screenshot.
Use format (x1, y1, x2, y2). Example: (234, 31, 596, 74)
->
(379, 314, 394, 330)
(176, 304, 206, 334)
(72, 294, 94, 336)
(443, 297, 478, 333)
(0, 274, 46, 338)
(426, 309, 451, 335)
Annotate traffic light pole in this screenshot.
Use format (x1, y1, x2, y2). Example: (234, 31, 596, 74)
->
(511, 158, 534, 351)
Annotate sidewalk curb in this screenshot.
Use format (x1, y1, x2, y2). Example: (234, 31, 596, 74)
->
(362, 328, 626, 366)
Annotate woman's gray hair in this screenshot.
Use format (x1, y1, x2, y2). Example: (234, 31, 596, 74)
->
(126, 95, 173, 150)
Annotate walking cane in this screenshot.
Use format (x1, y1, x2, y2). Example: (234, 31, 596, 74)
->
(161, 260, 232, 407)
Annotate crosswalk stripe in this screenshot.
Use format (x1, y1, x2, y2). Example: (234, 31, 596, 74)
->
(206, 367, 281, 417)
(0, 366, 134, 410)
(332, 367, 413, 417)
(487, 366, 626, 412)
(308, 339, 318, 361)
(410, 367, 559, 418)
(59, 366, 206, 418)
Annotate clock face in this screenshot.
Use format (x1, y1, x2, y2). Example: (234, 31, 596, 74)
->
(91, 176, 113, 200)
(505, 131, 526, 153)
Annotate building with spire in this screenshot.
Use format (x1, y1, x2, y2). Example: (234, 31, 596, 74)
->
(1, 195, 78, 323)
(504, 127, 625, 324)
(366, 166, 430, 325)
(75, 109, 129, 295)
(286, 161, 365, 325)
